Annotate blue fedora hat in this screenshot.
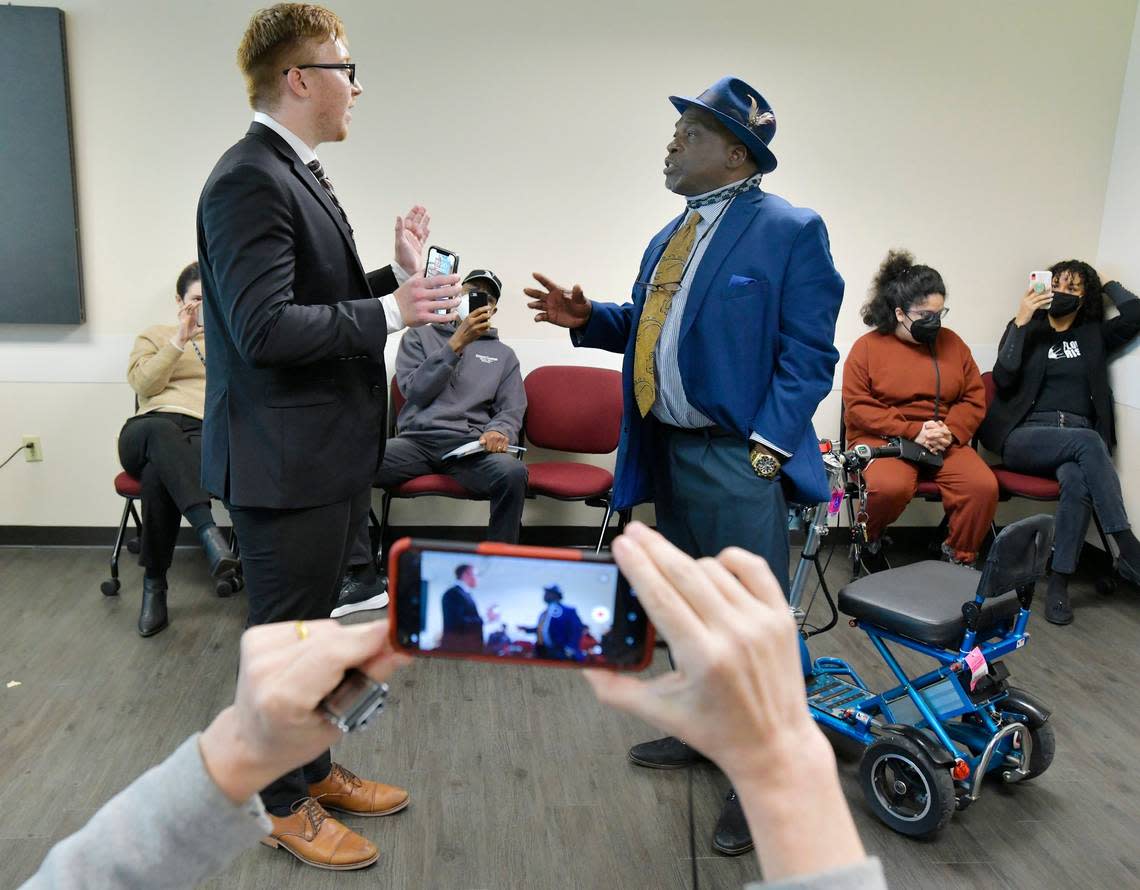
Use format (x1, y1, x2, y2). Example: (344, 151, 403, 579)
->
(669, 76, 777, 174)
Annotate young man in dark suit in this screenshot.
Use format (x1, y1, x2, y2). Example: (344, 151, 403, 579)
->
(527, 76, 844, 856)
(196, 3, 461, 870)
(439, 564, 485, 652)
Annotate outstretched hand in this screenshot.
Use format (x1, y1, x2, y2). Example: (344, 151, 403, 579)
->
(524, 272, 592, 329)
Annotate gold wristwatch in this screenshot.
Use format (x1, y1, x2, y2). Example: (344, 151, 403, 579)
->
(749, 444, 781, 480)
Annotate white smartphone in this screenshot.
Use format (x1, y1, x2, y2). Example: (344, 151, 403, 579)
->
(425, 246, 459, 315)
(1029, 270, 1053, 297)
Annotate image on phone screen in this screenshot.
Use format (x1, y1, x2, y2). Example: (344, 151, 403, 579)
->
(394, 545, 650, 668)
(426, 248, 455, 278)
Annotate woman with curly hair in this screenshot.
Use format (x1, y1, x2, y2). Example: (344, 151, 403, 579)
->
(843, 250, 997, 571)
(978, 261, 1140, 624)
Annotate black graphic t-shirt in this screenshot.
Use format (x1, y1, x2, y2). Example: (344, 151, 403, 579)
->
(1033, 331, 1092, 416)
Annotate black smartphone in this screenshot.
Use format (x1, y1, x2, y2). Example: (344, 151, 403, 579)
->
(467, 290, 491, 314)
(425, 246, 458, 315)
(388, 538, 654, 671)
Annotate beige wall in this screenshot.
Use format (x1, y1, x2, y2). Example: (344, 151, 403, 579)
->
(2, 0, 1137, 529)
(1097, 3, 1140, 535)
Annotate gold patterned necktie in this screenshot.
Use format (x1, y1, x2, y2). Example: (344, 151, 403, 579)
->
(633, 211, 700, 417)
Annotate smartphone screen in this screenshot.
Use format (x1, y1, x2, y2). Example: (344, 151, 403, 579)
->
(425, 247, 458, 315)
(390, 539, 653, 670)
(426, 246, 457, 278)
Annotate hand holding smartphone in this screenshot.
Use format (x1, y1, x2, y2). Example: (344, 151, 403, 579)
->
(388, 539, 654, 671)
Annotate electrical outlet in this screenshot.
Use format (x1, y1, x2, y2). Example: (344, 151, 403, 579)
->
(22, 436, 43, 462)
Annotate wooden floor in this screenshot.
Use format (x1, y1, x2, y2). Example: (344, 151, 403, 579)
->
(2, 540, 1139, 890)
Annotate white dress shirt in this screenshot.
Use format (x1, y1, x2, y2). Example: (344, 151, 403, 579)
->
(649, 179, 790, 457)
(252, 112, 410, 335)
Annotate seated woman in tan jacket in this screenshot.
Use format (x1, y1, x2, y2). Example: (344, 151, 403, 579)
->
(843, 250, 998, 570)
(118, 262, 237, 637)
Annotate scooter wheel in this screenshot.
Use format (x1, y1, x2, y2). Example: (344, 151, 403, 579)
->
(859, 735, 955, 837)
(215, 577, 235, 598)
(100, 578, 121, 597)
(1016, 722, 1056, 781)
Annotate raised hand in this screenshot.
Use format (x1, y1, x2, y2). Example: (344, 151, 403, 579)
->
(448, 304, 494, 353)
(395, 271, 462, 327)
(175, 298, 204, 348)
(394, 205, 431, 274)
(524, 272, 592, 329)
(583, 523, 867, 882)
(584, 523, 819, 777)
(1015, 286, 1052, 327)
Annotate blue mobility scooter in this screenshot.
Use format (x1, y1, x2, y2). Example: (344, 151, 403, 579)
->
(787, 442, 1057, 837)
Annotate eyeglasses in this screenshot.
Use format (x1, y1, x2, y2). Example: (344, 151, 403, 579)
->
(635, 280, 682, 295)
(282, 63, 356, 85)
(907, 307, 950, 322)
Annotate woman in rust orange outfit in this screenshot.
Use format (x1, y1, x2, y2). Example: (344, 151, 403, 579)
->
(843, 250, 997, 569)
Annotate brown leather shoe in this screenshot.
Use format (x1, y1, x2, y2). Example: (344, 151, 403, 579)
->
(260, 797, 378, 870)
(309, 763, 410, 817)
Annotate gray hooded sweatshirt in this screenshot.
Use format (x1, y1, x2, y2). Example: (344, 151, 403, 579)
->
(394, 322, 526, 443)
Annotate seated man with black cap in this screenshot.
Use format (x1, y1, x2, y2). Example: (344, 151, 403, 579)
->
(333, 270, 528, 617)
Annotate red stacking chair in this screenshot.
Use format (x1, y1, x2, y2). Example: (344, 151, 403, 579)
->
(372, 378, 486, 565)
(522, 365, 626, 553)
(979, 371, 1114, 578)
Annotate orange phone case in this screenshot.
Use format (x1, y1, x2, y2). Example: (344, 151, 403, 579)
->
(386, 537, 654, 671)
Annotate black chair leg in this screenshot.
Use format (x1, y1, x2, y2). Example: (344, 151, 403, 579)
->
(595, 499, 616, 554)
(102, 498, 132, 595)
(126, 500, 143, 554)
(1092, 512, 1115, 560)
(378, 493, 394, 569)
(368, 505, 382, 569)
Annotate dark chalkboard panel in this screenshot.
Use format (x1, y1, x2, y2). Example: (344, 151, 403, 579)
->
(0, 6, 84, 324)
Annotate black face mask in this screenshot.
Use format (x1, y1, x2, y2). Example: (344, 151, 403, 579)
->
(1048, 291, 1082, 318)
(905, 314, 941, 345)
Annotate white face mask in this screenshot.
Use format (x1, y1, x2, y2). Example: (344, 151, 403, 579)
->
(456, 294, 471, 322)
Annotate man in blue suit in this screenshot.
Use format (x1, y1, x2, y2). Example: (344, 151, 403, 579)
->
(518, 585, 586, 662)
(527, 76, 844, 856)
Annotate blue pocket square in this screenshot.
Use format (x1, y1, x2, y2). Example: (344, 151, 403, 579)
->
(728, 274, 757, 287)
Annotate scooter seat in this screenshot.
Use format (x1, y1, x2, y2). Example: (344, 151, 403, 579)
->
(838, 561, 1022, 649)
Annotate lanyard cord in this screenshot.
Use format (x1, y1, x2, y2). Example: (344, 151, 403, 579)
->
(929, 344, 941, 421)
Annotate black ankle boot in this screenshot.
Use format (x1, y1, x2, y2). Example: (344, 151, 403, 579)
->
(712, 789, 753, 856)
(1043, 572, 1073, 626)
(138, 577, 169, 637)
(198, 525, 239, 579)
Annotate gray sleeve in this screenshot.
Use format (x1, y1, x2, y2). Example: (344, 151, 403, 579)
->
(484, 353, 527, 443)
(396, 328, 460, 407)
(743, 857, 886, 890)
(21, 735, 271, 890)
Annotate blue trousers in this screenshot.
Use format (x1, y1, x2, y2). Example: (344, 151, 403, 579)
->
(1003, 421, 1130, 574)
(651, 425, 790, 591)
(652, 424, 810, 675)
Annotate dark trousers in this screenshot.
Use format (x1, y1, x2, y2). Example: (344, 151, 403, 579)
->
(651, 425, 790, 592)
(348, 433, 528, 567)
(1003, 419, 1130, 574)
(229, 488, 371, 814)
(117, 413, 210, 572)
